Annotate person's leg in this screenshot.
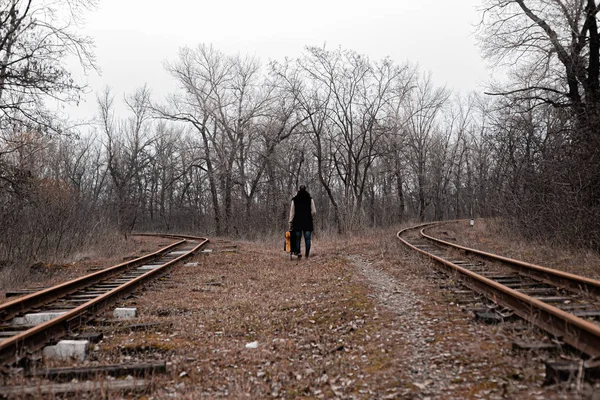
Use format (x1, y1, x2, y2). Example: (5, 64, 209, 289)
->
(304, 230, 312, 257)
(294, 230, 302, 256)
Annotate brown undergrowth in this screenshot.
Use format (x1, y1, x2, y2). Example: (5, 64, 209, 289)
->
(0, 236, 173, 303)
(3, 227, 596, 398)
(429, 219, 600, 279)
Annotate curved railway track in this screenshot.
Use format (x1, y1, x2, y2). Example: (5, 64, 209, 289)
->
(398, 221, 600, 358)
(0, 233, 209, 367)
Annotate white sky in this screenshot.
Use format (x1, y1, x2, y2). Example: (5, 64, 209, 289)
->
(68, 0, 495, 121)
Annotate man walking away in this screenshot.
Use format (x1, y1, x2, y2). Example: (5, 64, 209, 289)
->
(288, 185, 316, 259)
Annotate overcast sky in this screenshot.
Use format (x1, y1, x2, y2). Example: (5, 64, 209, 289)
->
(69, 0, 494, 121)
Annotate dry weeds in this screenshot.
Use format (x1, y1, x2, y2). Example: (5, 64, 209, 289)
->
(428, 219, 600, 279)
(0, 236, 174, 303)
(3, 226, 599, 398)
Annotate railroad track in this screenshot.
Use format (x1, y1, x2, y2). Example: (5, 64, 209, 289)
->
(398, 221, 600, 358)
(0, 234, 209, 367)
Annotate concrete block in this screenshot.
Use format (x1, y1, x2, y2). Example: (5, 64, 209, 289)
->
(12, 312, 66, 327)
(114, 307, 137, 319)
(138, 265, 162, 270)
(184, 262, 199, 267)
(43, 340, 89, 361)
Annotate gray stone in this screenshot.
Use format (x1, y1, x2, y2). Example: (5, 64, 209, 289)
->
(43, 340, 89, 361)
(114, 307, 137, 319)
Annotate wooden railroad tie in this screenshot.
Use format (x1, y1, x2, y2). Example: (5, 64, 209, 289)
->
(25, 361, 167, 381)
(0, 379, 151, 397)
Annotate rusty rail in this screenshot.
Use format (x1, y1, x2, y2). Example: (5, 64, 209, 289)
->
(0, 240, 184, 323)
(0, 234, 209, 366)
(397, 222, 600, 358)
(421, 225, 600, 297)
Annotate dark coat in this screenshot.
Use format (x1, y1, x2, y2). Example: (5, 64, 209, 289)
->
(292, 191, 314, 231)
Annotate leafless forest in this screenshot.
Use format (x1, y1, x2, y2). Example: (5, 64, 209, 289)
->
(1, 0, 600, 269)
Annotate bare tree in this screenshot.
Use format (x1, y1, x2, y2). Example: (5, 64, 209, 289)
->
(234, 80, 307, 229)
(0, 0, 96, 132)
(160, 44, 302, 235)
(403, 73, 450, 221)
(480, 1, 598, 111)
(271, 53, 344, 232)
(98, 86, 154, 236)
(272, 47, 415, 232)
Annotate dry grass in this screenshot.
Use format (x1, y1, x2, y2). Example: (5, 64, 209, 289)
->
(1, 225, 593, 398)
(0, 235, 175, 302)
(429, 219, 600, 279)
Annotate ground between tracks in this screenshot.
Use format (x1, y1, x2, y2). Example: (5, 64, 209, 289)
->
(6, 222, 599, 399)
